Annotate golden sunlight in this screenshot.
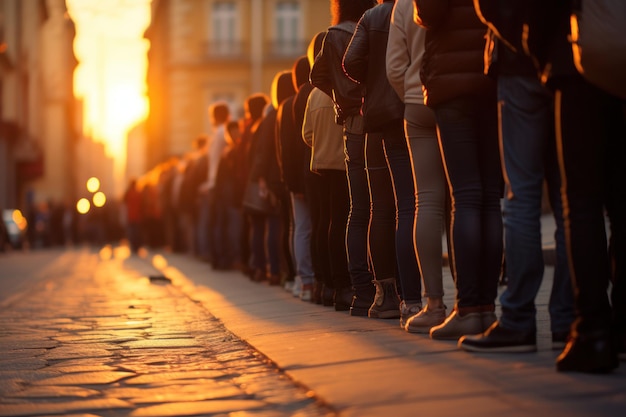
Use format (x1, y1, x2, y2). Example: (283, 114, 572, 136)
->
(66, 0, 151, 171)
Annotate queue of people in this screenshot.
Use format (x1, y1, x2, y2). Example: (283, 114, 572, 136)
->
(122, 0, 625, 374)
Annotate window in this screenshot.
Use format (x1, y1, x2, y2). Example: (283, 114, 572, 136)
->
(274, 1, 301, 56)
(210, 1, 239, 56)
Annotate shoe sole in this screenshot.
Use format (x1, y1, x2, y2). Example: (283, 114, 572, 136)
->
(369, 310, 400, 319)
(460, 343, 537, 353)
(406, 326, 433, 334)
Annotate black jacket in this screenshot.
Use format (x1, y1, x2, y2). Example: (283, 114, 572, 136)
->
(343, 0, 404, 132)
(415, 0, 495, 107)
(310, 21, 363, 119)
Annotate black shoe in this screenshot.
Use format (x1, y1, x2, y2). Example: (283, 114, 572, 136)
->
(351, 285, 375, 317)
(459, 322, 537, 353)
(556, 331, 619, 373)
(322, 285, 335, 307)
(334, 287, 353, 312)
(551, 331, 570, 350)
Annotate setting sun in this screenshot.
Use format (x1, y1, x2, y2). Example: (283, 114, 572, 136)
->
(66, 0, 151, 192)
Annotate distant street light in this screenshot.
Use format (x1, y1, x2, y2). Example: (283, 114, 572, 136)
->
(77, 198, 91, 214)
(86, 177, 100, 193)
(93, 191, 106, 207)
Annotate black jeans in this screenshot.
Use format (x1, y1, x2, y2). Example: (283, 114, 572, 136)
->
(555, 75, 626, 335)
(344, 123, 374, 289)
(433, 95, 503, 309)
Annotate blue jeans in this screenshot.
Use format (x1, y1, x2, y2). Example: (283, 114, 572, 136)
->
(344, 118, 374, 290)
(497, 75, 574, 334)
(434, 95, 503, 309)
(290, 192, 314, 286)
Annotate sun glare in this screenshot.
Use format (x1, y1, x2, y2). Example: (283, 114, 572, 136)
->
(67, 0, 151, 161)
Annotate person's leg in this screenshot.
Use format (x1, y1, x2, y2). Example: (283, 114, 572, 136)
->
(366, 131, 401, 319)
(290, 192, 315, 291)
(475, 95, 503, 313)
(305, 171, 326, 304)
(430, 95, 500, 339)
(249, 211, 267, 281)
(404, 103, 448, 333)
(344, 120, 375, 314)
(554, 75, 617, 372)
(324, 169, 352, 310)
(382, 120, 421, 305)
(496, 76, 553, 333)
(266, 212, 282, 285)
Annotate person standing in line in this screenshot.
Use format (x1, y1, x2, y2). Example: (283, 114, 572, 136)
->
(344, 0, 421, 322)
(414, 0, 503, 340)
(290, 32, 326, 302)
(239, 93, 270, 277)
(310, 0, 378, 315)
(247, 71, 295, 285)
(303, 86, 353, 310)
(123, 178, 143, 254)
(386, 0, 448, 332)
(277, 56, 315, 299)
(459, 0, 574, 353)
(198, 102, 230, 267)
(521, 0, 625, 373)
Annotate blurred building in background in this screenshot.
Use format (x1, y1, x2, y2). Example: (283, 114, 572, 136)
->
(0, 0, 79, 211)
(143, 0, 330, 167)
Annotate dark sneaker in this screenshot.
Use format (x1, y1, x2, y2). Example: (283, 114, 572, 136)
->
(551, 331, 570, 350)
(334, 287, 353, 312)
(459, 322, 537, 353)
(556, 331, 618, 373)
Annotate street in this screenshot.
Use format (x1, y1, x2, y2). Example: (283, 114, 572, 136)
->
(0, 247, 333, 417)
(1, 243, 626, 417)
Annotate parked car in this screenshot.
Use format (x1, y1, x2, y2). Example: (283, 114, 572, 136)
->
(2, 209, 28, 249)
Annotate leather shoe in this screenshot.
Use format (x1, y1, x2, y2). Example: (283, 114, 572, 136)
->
(556, 331, 618, 373)
(334, 287, 353, 312)
(459, 322, 536, 353)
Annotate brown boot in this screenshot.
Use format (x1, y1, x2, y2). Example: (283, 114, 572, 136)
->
(368, 278, 401, 319)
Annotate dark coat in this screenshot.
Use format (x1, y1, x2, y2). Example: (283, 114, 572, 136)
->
(310, 21, 363, 118)
(343, 0, 404, 132)
(415, 0, 496, 107)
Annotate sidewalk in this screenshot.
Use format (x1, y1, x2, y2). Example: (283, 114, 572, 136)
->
(147, 239, 626, 417)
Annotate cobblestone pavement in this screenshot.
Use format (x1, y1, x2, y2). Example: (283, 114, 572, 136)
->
(0, 247, 336, 417)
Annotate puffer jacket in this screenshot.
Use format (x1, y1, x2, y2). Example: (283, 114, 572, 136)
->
(343, 0, 404, 132)
(310, 21, 362, 119)
(415, 0, 495, 107)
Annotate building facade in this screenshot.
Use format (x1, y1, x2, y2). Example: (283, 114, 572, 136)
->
(0, 0, 78, 211)
(143, 0, 331, 167)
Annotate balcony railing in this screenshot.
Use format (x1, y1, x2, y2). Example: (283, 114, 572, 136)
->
(202, 41, 250, 61)
(200, 39, 310, 62)
(265, 40, 309, 60)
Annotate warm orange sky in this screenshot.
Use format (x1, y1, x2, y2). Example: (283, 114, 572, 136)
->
(66, 0, 152, 163)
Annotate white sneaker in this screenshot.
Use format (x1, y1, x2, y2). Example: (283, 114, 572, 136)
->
(291, 275, 303, 297)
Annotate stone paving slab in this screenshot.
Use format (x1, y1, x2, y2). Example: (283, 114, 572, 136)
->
(146, 241, 626, 417)
(0, 248, 335, 417)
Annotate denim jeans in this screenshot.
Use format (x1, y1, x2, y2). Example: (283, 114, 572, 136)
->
(497, 75, 574, 334)
(434, 95, 503, 309)
(344, 119, 374, 290)
(290, 192, 314, 286)
(375, 121, 421, 304)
